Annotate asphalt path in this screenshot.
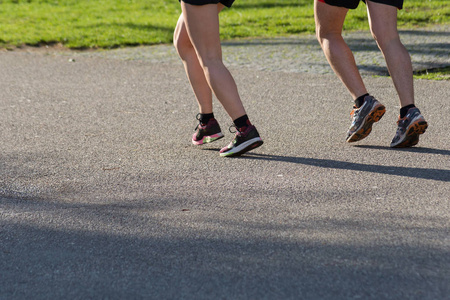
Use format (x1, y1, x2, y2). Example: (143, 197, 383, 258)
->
(1, 32, 449, 299)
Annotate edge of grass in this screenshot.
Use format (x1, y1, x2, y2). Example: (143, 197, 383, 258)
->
(414, 67, 450, 81)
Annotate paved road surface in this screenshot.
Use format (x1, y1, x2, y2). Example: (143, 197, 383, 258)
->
(1, 28, 449, 299)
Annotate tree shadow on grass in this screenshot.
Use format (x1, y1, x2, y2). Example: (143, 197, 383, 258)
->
(75, 23, 174, 33)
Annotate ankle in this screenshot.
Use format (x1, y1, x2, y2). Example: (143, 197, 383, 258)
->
(199, 113, 214, 125)
(354, 93, 369, 108)
(400, 104, 415, 118)
(233, 114, 251, 130)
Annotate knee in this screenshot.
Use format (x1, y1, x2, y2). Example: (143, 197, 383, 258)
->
(194, 56, 220, 75)
(315, 25, 326, 46)
(315, 23, 340, 44)
(370, 27, 400, 50)
(173, 34, 194, 61)
(316, 26, 341, 50)
(173, 21, 195, 61)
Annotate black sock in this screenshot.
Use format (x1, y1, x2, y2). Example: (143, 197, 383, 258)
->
(355, 93, 369, 108)
(233, 114, 250, 129)
(199, 113, 214, 125)
(400, 104, 415, 118)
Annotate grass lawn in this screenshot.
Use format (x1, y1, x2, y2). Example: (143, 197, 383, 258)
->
(0, 0, 449, 49)
(414, 67, 450, 81)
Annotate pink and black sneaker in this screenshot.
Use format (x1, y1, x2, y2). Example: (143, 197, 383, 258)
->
(219, 124, 263, 157)
(192, 116, 224, 145)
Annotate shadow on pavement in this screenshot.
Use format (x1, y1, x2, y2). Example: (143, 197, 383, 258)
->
(1, 196, 448, 299)
(354, 145, 450, 156)
(398, 29, 450, 37)
(237, 153, 450, 182)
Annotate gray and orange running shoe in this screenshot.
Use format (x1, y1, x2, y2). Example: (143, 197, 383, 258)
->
(192, 115, 224, 145)
(390, 107, 428, 148)
(219, 124, 263, 157)
(346, 95, 386, 143)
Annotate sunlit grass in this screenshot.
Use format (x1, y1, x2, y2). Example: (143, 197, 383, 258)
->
(414, 67, 450, 81)
(0, 0, 448, 48)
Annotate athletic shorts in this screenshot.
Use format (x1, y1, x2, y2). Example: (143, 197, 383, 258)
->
(318, 0, 403, 10)
(180, 0, 235, 8)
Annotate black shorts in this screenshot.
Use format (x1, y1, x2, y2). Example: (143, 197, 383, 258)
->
(318, 0, 403, 10)
(180, 0, 235, 8)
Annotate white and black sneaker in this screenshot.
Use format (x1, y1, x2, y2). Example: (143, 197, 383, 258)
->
(346, 95, 386, 143)
(390, 107, 428, 148)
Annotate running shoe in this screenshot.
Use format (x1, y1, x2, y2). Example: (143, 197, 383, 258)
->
(390, 107, 428, 148)
(192, 115, 224, 145)
(219, 125, 263, 157)
(346, 95, 386, 143)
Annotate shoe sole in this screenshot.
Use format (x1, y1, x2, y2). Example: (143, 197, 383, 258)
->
(347, 104, 386, 143)
(391, 119, 428, 148)
(192, 133, 224, 145)
(219, 138, 263, 157)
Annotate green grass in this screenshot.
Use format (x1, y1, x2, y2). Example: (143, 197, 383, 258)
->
(0, 0, 180, 48)
(414, 67, 450, 81)
(0, 0, 449, 49)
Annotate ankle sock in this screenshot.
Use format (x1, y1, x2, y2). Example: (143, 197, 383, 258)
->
(233, 114, 250, 130)
(400, 104, 415, 118)
(199, 113, 214, 125)
(355, 93, 369, 108)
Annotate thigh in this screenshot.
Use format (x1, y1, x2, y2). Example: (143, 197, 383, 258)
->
(315, 0, 349, 35)
(181, 2, 224, 60)
(366, 0, 403, 9)
(174, 14, 190, 48)
(366, 0, 399, 38)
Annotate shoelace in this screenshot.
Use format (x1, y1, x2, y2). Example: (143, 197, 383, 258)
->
(350, 106, 360, 118)
(228, 124, 244, 136)
(397, 117, 408, 128)
(194, 113, 204, 131)
(350, 100, 368, 118)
